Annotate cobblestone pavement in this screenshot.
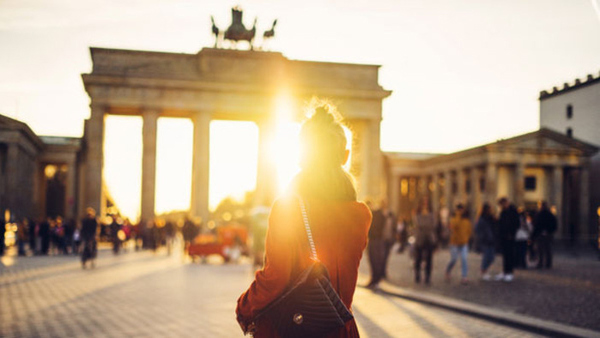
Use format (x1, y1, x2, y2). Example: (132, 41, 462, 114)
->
(0, 246, 540, 338)
(360, 244, 600, 331)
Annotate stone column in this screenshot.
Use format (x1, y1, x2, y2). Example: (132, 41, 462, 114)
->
(348, 119, 368, 199)
(389, 174, 400, 215)
(84, 104, 105, 217)
(485, 162, 498, 204)
(255, 119, 276, 207)
(579, 166, 590, 241)
(140, 109, 159, 222)
(443, 170, 452, 209)
(191, 111, 211, 223)
(551, 166, 563, 235)
(6, 143, 19, 215)
(470, 167, 481, 221)
(456, 168, 466, 205)
(369, 118, 383, 201)
(65, 158, 77, 220)
(432, 173, 440, 218)
(514, 162, 525, 207)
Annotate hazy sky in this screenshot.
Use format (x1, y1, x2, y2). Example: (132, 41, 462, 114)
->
(2, 0, 600, 219)
(2, 0, 600, 152)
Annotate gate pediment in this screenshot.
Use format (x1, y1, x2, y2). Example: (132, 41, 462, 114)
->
(487, 128, 598, 156)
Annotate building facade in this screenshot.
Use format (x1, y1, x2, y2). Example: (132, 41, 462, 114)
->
(539, 72, 600, 245)
(0, 115, 81, 222)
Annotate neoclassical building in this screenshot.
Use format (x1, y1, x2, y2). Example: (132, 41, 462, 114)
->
(385, 128, 598, 244)
(0, 114, 81, 221)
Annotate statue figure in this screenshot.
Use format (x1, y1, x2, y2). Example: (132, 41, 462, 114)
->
(223, 7, 257, 49)
(263, 19, 277, 40)
(210, 16, 220, 48)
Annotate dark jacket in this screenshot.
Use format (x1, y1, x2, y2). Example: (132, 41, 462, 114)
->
(475, 216, 495, 247)
(413, 213, 437, 248)
(498, 204, 520, 241)
(532, 209, 557, 239)
(81, 217, 98, 241)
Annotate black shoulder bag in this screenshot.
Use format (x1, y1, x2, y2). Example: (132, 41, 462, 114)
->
(250, 198, 354, 337)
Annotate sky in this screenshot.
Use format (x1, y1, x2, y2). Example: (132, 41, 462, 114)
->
(2, 0, 600, 219)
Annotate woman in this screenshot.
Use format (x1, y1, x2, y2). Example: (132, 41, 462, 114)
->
(236, 103, 371, 337)
(474, 203, 496, 281)
(412, 198, 437, 284)
(445, 204, 472, 284)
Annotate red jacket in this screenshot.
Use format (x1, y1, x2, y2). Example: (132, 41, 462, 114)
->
(236, 196, 371, 337)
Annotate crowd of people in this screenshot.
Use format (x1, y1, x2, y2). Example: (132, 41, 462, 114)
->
(0, 207, 205, 269)
(366, 196, 558, 288)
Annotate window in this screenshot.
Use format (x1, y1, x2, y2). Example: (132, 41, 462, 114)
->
(566, 104, 573, 119)
(566, 127, 573, 138)
(524, 176, 536, 191)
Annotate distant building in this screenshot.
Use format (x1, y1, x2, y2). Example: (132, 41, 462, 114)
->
(0, 114, 81, 221)
(539, 72, 600, 246)
(385, 129, 598, 245)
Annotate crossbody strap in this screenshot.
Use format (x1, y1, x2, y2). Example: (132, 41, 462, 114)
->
(298, 197, 318, 261)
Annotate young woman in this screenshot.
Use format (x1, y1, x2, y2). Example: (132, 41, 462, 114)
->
(445, 204, 472, 284)
(236, 103, 371, 337)
(474, 203, 497, 280)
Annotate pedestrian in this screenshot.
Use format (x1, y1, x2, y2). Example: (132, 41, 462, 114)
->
(474, 203, 496, 281)
(445, 204, 472, 284)
(396, 217, 409, 253)
(109, 215, 121, 255)
(29, 217, 37, 254)
(495, 197, 520, 282)
(515, 210, 532, 269)
(39, 218, 51, 255)
(532, 201, 557, 269)
(0, 213, 5, 256)
(164, 220, 176, 255)
(17, 218, 28, 256)
(413, 198, 437, 284)
(81, 208, 98, 269)
(236, 103, 371, 336)
(379, 200, 397, 280)
(366, 200, 386, 288)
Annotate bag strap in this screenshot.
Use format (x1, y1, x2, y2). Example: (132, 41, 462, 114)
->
(298, 197, 318, 260)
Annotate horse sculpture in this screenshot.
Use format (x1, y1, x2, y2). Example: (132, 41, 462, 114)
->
(263, 19, 277, 40)
(223, 7, 257, 49)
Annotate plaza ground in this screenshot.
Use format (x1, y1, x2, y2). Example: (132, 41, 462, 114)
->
(366, 243, 600, 331)
(0, 243, 550, 338)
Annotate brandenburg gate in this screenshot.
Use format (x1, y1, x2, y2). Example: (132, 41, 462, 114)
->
(80, 47, 391, 221)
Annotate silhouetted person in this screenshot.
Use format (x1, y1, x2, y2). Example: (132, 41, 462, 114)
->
(182, 217, 198, 255)
(475, 203, 497, 280)
(495, 197, 519, 282)
(0, 216, 5, 256)
(533, 201, 557, 269)
(413, 198, 437, 284)
(366, 201, 386, 288)
(29, 218, 37, 254)
(379, 200, 397, 279)
(39, 218, 51, 255)
(109, 216, 121, 255)
(164, 220, 176, 255)
(515, 211, 532, 269)
(81, 208, 98, 269)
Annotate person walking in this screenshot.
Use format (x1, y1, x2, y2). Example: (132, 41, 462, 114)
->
(81, 208, 98, 269)
(445, 204, 472, 284)
(532, 201, 557, 269)
(474, 203, 496, 281)
(515, 210, 532, 269)
(495, 197, 520, 282)
(366, 200, 386, 289)
(236, 103, 371, 337)
(413, 198, 437, 284)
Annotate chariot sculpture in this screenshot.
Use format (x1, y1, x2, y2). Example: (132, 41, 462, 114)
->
(210, 7, 277, 50)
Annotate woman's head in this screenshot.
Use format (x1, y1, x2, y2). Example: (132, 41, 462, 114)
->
(298, 103, 348, 170)
(291, 101, 356, 201)
(479, 202, 493, 220)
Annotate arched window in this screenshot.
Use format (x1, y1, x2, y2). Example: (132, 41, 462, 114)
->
(566, 104, 573, 119)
